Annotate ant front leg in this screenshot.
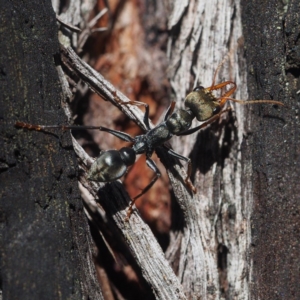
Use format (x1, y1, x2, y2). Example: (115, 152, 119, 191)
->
(177, 107, 232, 136)
(207, 80, 237, 107)
(166, 148, 196, 194)
(171, 107, 232, 192)
(208, 80, 236, 93)
(125, 157, 161, 221)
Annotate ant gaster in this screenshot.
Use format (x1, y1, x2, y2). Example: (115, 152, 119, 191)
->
(16, 80, 283, 219)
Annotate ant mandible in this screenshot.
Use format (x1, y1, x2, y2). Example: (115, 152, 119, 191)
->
(16, 76, 283, 219)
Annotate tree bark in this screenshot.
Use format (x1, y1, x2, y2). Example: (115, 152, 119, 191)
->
(241, 0, 300, 299)
(0, 1, 102, 299)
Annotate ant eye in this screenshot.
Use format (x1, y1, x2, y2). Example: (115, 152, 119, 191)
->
(213, 106, 221, 115)
(193, 86, 204, 92)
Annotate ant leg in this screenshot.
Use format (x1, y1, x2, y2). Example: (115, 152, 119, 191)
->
(207, 80, 237, 94)
(217, 82, 237, 107)
(95, 126, 135, 142)
(210, 48, 236, 88)
(112, 91, 151, 130)
(15, 122, 135, 142)
(205, 81, 236, 109)
(164, 101, 176, 121)
(166, 148, 196, 193)
(177, 107, 231, 136)
(126, 157, 161, 220)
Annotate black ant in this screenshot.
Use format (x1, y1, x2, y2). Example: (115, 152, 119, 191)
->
(15, 80, 283, 219)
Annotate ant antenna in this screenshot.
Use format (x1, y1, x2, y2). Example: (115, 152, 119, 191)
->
(222, 97, 284, 107)
(210, 38, 245, 91)
(210, 47, 236, 90)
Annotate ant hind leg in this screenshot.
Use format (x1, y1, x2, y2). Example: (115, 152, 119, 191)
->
(125, 157, 161, 221)
(166, 148, 196, 194)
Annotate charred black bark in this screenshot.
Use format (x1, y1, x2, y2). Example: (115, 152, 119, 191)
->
(0, 1, 102, 299)
(241, 0, 300, 298)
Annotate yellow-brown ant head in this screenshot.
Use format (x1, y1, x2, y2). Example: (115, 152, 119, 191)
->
(185, 80, 283, 122)
(184, 86, 221, 122)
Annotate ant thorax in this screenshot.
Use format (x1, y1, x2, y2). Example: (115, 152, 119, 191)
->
(133, 123, 173, 155)
(166, 109, 193, 134)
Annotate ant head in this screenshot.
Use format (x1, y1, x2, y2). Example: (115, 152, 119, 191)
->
(184, 87, 220, 122)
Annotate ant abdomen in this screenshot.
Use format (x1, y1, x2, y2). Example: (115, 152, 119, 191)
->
(88, 148, 136, 182)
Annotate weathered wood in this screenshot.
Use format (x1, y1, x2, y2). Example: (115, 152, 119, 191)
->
(241, 0, 300, 298)
(0, 1, 103, 299)
(165, 0, 249, 298)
